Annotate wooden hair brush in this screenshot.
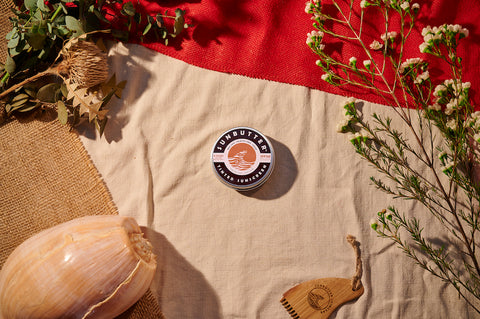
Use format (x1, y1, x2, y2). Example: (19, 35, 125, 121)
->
(280, 235, 364, 318)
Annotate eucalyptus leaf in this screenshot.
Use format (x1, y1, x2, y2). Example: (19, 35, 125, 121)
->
(7, 36, 19, 49)
(17, 102, 40, 113)
(37, 0, 49, 12)
(24, 0, 38, 11)
(121, 2, 135, 17)
(173, 9, 185, 36)
(55, 26, 70, 36)
(5, 104, 12, 114)
(59, 3, 68, 14)
(92, 8, 110, 24)
(33, 8, 43, 21)
(5, 56, 15, 74)
(10, 94, 29, 107)
(24, 86, 37, 98)
(36, 83, 61, 103)
(27, 33, 47, 50)
(65, 16, 85, 35)
(60, 83, 68, 98)
(143, 22, 152, 36)
(175, 8, 185, 18)
(57, 100, 68, 124)
(5, 27, 17, 40)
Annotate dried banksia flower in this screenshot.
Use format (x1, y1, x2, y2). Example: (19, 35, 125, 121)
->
(0, 40, 109, 100)
(57, 40, 109, 88)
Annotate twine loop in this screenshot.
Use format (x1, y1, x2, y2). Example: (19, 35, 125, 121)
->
(346, 234, 363, 291)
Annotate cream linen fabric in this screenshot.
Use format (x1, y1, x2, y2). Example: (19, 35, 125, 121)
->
(80, 43, 476, 318)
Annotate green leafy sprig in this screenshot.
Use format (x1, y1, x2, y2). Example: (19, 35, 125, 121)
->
(0, 0, 187, 135)
(306, 0, 479, 313)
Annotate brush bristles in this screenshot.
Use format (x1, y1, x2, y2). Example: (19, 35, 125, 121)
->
(280, 298, 300, 319)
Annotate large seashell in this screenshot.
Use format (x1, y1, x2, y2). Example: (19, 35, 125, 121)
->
(0, 215, 157, 319)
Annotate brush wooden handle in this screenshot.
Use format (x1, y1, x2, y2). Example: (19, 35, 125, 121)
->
(281, 278, 364, 319)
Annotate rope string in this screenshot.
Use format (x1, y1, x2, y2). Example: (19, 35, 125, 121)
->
(346, 234, 363, 291)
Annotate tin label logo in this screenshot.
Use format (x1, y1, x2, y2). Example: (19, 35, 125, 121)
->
(226, 140, 258, 175)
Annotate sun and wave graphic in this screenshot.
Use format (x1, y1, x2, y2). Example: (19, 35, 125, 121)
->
(228, 143, 256, 171)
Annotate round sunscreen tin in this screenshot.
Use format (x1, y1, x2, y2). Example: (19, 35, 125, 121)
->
(211, 127, 275, 191)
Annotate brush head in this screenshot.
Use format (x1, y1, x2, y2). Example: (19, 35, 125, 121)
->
(280, 278, 363, 319)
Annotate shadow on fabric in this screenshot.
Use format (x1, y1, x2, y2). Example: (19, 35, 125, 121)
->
(76, 43, 155, 142)
(142, 227, 222, 319)
(240, 137, 298, 200)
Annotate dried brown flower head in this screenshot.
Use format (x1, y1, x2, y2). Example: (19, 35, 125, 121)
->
(57, 41, 109, 89)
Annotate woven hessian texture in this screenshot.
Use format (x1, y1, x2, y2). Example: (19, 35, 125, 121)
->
(0, 0, 10, 63)
(0, 2, 164, 318)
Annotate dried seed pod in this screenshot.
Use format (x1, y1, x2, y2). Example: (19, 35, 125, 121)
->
(0, 215, 157, 319)
(57, 40, 109, 88)
(0, 40, 109, 100)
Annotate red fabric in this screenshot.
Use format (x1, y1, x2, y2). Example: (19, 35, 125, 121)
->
(126, 0, 479, 107)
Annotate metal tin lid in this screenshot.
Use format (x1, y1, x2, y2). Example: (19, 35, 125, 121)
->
(211, 127, 275, 191)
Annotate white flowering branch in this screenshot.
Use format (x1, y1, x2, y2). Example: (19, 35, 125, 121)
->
(306, 0, 480, 313)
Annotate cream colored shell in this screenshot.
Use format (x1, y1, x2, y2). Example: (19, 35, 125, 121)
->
(0, 215, 157, 319)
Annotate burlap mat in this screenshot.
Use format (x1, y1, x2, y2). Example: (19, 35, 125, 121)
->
(0, 2, 164, 318)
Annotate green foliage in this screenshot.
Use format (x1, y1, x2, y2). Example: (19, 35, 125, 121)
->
(306, 0, 480, 313)
(1, 0, 188, 136)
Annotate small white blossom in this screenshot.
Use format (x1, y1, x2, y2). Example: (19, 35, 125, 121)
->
(428, 103, 441, 111)
(370, 218, 379, 230)
(381, 31, 398, 42)
(474, 133, 480, 143)
(360, 0, 368, 8)
(305, 1, 313, 13)
(363, 59, 372, 69)
(306, 30, 324, 45)
(433, 83, 446, 97)
(467, 112, 480, 128)
(419, 42, 429, 53)
(336, 119, 349, 133)
(399, 57, 422, 73)
(321, 73, 333, 82)
(472, 111, 480, 119)
(414, 71, 429, 84)
(445, 98, 459, 115)
(400, 1, 410, 10)
(446, 119, 458, 131)
(447, 24, 460, 33)
(421, 26, 431, 37)
(349, 57, 357, 67)
(369, 40, 383, 50)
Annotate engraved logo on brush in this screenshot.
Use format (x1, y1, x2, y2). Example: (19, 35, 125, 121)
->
(307, 285, 333, 313)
